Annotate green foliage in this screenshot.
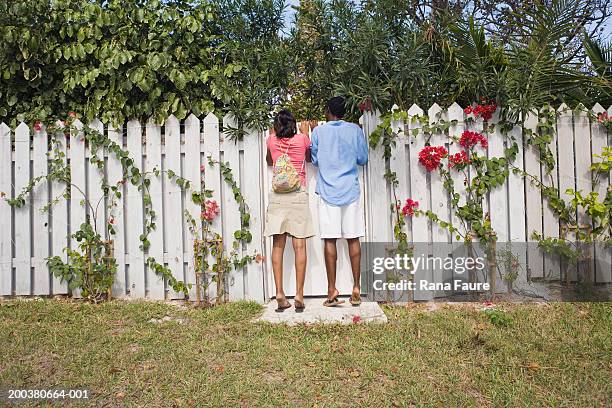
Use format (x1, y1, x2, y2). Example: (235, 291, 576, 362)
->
(48, 223, 116, 303)
(0, 0, 287, 134)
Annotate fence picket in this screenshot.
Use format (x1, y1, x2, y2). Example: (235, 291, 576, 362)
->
(145, 119, 165, 299)
(524, 113, 544, 279)
(164, 115, 184, 299)
(221, 115, 243, 300)
(556, 105, 574, 281)
(507, 121, 527, 290)
(126, 119, 145, 298)
(49, 130, 68, 295)
(591, 104, 611, 283)
(429, 103, 450, 296)
(407, 104, 432, 301)
(32, 125, 50, 295)
(489, 110, 510, 292)
(107, 125, 126, 297)
(242, 127, 265, 301)
(203, 113, 222, 302)
(69, 120, 87, 298)
(183, 114, 202, 300)
(574, 107, 595, 281)
(389, 105, 410, 243)
(0, 123, 12, 296)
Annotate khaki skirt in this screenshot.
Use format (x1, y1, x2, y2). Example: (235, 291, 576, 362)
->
(264, 190, 316, 238)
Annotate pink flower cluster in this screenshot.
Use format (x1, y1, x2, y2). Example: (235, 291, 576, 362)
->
(418, 145, 448, 171)
(401, 198, 419, 217)
(201, 199, 220, 222)
(597, 112, 612, 130)
(448, 150, 470, 168)
(464, 100, 497, 121)
(459, 130, 488, 149)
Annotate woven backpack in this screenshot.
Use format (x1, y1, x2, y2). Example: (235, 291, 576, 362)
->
(272, 137, 303, 193)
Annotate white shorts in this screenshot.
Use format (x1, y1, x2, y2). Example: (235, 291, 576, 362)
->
(317, 196, 365, 239)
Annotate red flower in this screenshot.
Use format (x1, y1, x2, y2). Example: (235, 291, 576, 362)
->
(448, 150, 470, 169)
(598, 112, 610, 123)
(68, 111, 77, 118)
(419, 146, 447, 171)
(201, 199, 220, 222)
(401, 198, 419, 217)
(34, 121, 42, 132)
(352, 315, 362, 324)
(459, 130, 488, 150)
(464, 101, 496, 121)
(200, 164, 205, 173)
(109, 217, 115, 225)
(358, 99, 372, 113)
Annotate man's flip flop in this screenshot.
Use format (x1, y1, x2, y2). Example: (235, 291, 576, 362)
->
(275, 299, 292, 313)
(350, 294, 362, 307)
(323, 297, 345, 307)
(294, 299, 305, 313)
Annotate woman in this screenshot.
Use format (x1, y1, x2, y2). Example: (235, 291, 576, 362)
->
(264, 109, 315, 313)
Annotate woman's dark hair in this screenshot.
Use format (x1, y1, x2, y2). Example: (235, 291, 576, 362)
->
(273, 109, 297, 138)
(326, 96, 346, 118)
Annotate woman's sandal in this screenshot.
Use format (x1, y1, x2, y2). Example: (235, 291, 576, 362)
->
(349, 294, 362, 307)
(323, 297, 345, 307)
(275, 298, 292, 313)
(294, 299, 305, 313)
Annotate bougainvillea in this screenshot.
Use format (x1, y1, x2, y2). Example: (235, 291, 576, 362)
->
(401, 198, 419, 217)
(201, 199, 220, 222)
(464, 100, 497, 121)
(419, 146, 448, 171)
(448, 151, 470, 169)
(597, 112, 612, 131)
(459, 130, 488, 149)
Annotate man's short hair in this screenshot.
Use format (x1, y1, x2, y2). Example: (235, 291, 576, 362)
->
(326, 96, 346, 118)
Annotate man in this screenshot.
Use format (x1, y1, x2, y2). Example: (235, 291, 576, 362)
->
(310, 96, 369, 306)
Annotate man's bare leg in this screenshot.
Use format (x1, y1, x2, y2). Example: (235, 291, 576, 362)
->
(324, 238, 339, 300)
(347, 238, 361, 299)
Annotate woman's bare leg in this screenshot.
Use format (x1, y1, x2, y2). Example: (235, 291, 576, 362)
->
(292, 237, 307, 303)
(272, 234, 288, 301)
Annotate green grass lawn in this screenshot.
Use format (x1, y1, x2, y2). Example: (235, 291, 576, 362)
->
(0, 300, 610, 407)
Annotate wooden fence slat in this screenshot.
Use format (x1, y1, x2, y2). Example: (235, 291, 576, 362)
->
(591, 104, 611, 283)
(524, 113, 544, 279)
(428, 103, 450, 296)
(507, 121, 527, 288)
(407, 104, 432, 301)
(126, 119, 145, 298)
(145, 119, 165, 299)
(556, 104, 574, 281)
(164, 115, 184, 299)
(107, 125, 126, 297)
(14, 123, 32, 295)
(221, 115, 243, 300)
(32, 125, 50, 295)
(389, 105, 410, 243)
(69, 120, 87, 297)
(0, 123, 12, 295)
(488, 109, 510, 292)
(203, 113, 222, 301)
(183, 114, 202, 300)
(365, 110, 391, 243)
(574, 107, 595, 281)
(242, 127, 265, 301)
(49, 130, 68, 295)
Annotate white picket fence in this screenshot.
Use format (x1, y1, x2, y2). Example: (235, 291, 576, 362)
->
(0, 113, 266, 301)
(361, 103, 611, 297)
(0, 103, 610, 301)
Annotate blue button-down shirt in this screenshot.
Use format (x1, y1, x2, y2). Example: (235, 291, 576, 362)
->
(310, 120, 369, 206)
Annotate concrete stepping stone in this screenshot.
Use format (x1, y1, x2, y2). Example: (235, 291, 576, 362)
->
(254, 297, 388, 325)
